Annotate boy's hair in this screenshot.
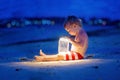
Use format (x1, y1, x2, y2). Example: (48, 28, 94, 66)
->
(64, 16, 82, 28)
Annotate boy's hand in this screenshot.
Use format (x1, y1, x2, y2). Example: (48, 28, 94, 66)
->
(65, 37, 74, 43)
(61, 36, 74, 43)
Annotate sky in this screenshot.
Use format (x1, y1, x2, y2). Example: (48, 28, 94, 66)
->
(0, 0, 120, 20)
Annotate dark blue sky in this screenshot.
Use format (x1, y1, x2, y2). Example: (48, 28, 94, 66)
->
(0, 0, 120, 19)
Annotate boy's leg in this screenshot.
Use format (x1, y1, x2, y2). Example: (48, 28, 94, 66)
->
(34, 51, 83, 62)
(34, 54, 64, 62)
(34, 56, 44, 62)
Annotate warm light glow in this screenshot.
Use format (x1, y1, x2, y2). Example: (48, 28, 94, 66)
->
(59, 37, 69, 42)
(9, 59, 102, 67)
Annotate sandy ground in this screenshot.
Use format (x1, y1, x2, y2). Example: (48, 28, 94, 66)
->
(0, 59, 120, 80)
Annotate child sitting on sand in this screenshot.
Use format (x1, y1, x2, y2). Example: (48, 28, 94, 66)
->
(34, 16, 88, 61)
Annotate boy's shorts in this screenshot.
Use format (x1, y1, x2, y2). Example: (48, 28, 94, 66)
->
(59, 51, 83, 60)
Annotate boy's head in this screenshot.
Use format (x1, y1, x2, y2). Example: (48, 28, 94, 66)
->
(64, 16, 82, 36)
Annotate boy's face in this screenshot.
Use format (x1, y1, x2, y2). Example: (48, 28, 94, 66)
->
(65, 23, 80, 36)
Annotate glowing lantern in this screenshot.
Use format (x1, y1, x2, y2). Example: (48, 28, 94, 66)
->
(58, 37, 70, 54)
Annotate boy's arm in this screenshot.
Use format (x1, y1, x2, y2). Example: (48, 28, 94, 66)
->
(68, 38, 84, 48)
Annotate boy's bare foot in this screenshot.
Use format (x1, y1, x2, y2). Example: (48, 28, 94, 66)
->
(39, 50, 46, 56)
(34, 56, 44, 62)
